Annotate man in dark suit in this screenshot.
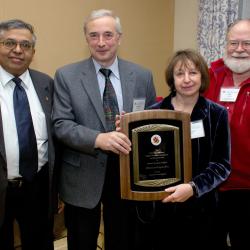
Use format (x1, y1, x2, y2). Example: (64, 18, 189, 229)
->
(0, 19, 55, 250)
(52, 9, 156, 250)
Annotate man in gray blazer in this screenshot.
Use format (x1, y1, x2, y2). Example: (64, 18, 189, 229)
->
(53, 9, 156, 250)
(0, 20, 55, 250)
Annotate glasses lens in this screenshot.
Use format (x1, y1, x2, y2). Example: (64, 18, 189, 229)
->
(4, 39, 17, 49)
(20, 41, 33, 50)
(243, 41, 250, 49)
(1, 39, 33, 50)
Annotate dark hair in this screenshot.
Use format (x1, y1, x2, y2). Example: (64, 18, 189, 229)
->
(0, 19, 36, 45)
(165, 49, 210, 93)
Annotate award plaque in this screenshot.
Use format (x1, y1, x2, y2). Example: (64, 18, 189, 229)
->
(120, 109, 192, 201)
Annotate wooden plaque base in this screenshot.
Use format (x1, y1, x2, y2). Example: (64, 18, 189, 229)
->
(119, 109, 192, 201)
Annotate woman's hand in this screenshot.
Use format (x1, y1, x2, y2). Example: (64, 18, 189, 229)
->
(162, 183, 194, 203)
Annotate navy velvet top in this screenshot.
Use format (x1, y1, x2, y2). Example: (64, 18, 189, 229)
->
(151, 94, 231, 198)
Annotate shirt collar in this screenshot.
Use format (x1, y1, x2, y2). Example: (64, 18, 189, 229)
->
(92, 57, 120, 80)
(0, 66, 30, 89)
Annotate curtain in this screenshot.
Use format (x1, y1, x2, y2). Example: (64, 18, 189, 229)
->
(197, 0, 239, 65)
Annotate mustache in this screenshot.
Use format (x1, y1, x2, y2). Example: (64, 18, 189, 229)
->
(231, 52, 249, 58)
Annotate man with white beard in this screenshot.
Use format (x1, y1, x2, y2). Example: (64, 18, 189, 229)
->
(205, 19, 250, 250)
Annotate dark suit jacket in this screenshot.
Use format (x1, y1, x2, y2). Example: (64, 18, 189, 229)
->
(52, 57, 156, 209)
(0, 69, 55, 226)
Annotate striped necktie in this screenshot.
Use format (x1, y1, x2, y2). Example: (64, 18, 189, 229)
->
(100, 68, 119, 131)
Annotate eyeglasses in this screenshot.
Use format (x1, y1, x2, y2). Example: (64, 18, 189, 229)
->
(0, 39, 34, 51)
(228, 40, 250, 50)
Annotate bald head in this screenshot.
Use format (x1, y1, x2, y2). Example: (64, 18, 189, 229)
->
(227, 19, 250, 40)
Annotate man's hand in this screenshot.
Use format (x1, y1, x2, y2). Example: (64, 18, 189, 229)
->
(95, 131, 131, 154)
(115, 111, 125, 132)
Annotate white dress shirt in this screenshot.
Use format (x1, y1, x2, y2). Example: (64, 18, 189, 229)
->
(92, 57, 123, 112)
(0, 66, 48, 179)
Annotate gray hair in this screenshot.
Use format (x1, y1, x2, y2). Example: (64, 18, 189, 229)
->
(83, 9, 122, 35)
(0, 19, 37, 45)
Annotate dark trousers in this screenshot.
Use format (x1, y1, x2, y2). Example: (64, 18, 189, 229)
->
(64, 203, 101, 250)
(0, 166, 54, 250)
(134, 196, 220, 250)
(65, 154, 137, 250)
(216, 190, 250, 250)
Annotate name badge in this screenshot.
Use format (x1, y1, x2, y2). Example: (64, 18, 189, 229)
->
(191, 120, 205, 139)
(220, 87, 240, 102)
(133, 98, 145, 112)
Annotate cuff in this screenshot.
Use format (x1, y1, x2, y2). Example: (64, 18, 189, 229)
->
(189, 181, 198, 197)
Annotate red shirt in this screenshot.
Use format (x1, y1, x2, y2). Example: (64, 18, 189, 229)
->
(205, 59, 250, 191)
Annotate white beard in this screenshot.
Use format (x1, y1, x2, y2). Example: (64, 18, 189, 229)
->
(223, 51, 250, 73)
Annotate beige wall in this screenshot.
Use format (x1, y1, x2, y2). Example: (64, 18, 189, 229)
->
(174, 0, 198, 51)
(0, 0, 174, 97)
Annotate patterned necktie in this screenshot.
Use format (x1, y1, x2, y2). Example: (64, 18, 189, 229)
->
(13, 77, 38, 181)
(100, 68, 119, 131)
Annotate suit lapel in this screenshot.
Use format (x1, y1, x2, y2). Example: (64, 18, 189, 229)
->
(29, 70, 52, 141)
(79, 58, 136, 129)
(80, 59, 106, 129)
(119, 59, 136, 112)
(29, 70, 51, 115)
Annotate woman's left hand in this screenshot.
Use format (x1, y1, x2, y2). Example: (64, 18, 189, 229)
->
(162, 183, 193, 203)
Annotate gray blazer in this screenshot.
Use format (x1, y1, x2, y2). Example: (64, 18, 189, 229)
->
(0, 69, 55, 226)
(52, 57, 156, 209)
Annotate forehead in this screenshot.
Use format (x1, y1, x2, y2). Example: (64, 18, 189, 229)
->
(174, 59, 196, 70)
(86, 16, 116, 33)
(0, 28, 33, 41)
(228, 21, 250, 40)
